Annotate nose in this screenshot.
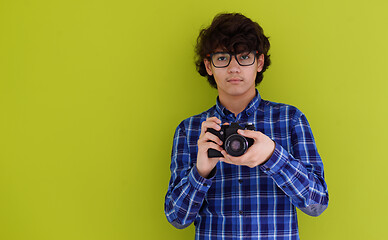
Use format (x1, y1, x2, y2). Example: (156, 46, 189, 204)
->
(227, 56, 241, 73)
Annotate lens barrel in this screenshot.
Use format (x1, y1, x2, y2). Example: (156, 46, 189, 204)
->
(225, 134, 248, 157)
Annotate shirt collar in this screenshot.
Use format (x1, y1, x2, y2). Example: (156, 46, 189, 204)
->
(215, 89, 261, 118)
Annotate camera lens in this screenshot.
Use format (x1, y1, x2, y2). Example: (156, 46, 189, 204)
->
(225, 134, 248, 157)
(230, 140, 242, 152)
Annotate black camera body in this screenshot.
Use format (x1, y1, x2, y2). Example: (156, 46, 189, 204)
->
(207, 122, 255, 158)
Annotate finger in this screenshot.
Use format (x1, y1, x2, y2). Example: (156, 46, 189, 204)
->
(207, 117, 222, 124)
(219, 151, 232, 163)
(219, 150, 232, 163)
(198, 132, 223, 145)
(237, 129, 260, 141)
(221, 150, 246, 164)
(221, 150, 228, 158)
(203, 142, 224, 153)
(201, 122, 221, 138)
(201, 120, 222, 136)
(220, 150, 238, 163)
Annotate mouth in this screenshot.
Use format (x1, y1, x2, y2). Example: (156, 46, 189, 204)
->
(227, 78, 243, 84)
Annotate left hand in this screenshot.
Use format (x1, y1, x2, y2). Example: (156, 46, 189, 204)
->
(220, 129, 275, 168)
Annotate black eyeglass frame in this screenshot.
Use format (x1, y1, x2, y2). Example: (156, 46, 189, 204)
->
(206, 51, 259, 68)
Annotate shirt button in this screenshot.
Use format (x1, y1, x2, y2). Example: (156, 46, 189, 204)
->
(238, 179, 243, 184)
(203, 183, 208, 187)
(239, 210, 243, 215)
(265, 168, 271, 171)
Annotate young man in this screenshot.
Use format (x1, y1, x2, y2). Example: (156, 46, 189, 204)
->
(164, 13, 329, 239)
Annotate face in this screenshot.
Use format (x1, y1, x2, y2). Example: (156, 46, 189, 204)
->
(204, 51, 265, 98)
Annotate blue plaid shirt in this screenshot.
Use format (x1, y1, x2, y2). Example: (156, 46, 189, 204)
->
(164, 90, 329, 239)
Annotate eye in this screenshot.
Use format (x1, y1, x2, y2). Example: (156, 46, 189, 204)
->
(239, 53, 251, 60)
(214, 54, 229, 61)
(217, 56, 227, 61)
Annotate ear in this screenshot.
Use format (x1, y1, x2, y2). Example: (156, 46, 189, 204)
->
(204, 59, 213, 76)
(257, 54, 265, 73)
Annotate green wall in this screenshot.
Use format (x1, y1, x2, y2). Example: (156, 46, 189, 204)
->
(1, 0, 387, 239)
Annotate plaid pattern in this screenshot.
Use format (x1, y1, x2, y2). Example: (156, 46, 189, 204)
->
(165, 90, 329, 239)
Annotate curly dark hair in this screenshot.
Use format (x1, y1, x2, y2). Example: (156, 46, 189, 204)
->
(195, 13, 271, 88)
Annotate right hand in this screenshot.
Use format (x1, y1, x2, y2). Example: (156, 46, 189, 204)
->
(196, 117, 225, 178)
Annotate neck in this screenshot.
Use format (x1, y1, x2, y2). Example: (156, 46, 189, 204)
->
(218, 88, 256, 117)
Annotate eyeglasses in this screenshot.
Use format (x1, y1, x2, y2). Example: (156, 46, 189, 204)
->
(207, 51, 258, 68)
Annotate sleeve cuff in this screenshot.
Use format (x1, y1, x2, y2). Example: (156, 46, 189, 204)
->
(260, 142, 289, 175)
(188, 165, 215, 192)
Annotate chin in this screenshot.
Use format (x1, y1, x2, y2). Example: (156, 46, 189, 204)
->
(225, 87, 250, 96)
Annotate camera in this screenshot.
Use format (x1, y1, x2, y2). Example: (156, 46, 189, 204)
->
(207, 122, 255, 158)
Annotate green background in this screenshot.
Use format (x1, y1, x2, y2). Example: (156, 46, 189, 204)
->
(1, 0, 387, 239)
